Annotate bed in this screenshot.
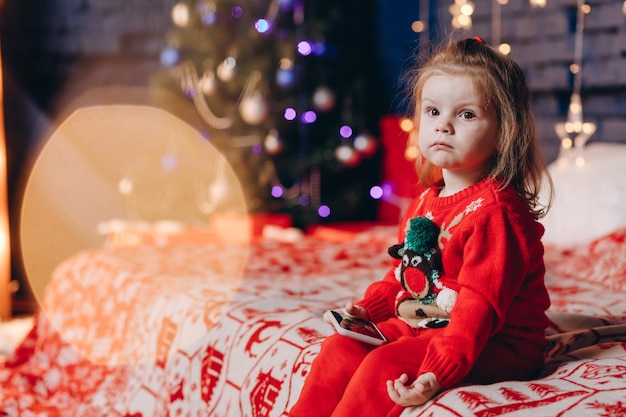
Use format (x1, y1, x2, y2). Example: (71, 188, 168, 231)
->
(1, 112, 626, 417)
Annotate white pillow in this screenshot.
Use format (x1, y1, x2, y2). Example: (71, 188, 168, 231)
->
(540, 142, 626, 247)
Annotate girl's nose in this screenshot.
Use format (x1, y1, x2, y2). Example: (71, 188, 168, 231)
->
(435, 123, 452, 134)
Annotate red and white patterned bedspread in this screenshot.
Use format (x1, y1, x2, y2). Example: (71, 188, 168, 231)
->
(1, 225, 626, 417)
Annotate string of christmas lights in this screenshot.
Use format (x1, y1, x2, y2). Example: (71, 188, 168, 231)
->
(554, 0, 596, 167)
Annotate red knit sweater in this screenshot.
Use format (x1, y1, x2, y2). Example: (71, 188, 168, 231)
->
(357, 177, 551, 389)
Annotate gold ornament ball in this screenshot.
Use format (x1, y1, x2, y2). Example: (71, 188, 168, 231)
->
(264, 129, 283, 154)
(240, 92, 269, 126)
(199, 71, 216, 95)
(217, 57, 236, 82)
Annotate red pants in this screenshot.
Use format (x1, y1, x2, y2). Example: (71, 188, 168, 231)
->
(289, 318, 544, 417)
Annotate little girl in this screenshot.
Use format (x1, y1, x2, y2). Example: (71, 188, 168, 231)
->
(289, 37, 554, 417)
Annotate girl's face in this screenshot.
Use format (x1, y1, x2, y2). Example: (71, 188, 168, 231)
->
(417, 74, 499, 180)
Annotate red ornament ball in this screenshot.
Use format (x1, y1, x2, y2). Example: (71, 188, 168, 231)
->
(353, 134, 377, 157)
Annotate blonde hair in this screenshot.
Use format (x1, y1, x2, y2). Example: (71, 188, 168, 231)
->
(406, 37, 553, 219)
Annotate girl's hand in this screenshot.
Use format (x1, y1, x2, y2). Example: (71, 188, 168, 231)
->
(344, 302, 369, 320)
(386, 372, 441, 407)
(322, 302, 369, 324)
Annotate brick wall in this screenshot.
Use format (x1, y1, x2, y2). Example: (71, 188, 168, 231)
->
(1, 0, 179, 208)
(4, 0, 176, 112)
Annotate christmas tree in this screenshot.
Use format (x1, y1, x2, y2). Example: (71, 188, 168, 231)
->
(152, 0, 386, 229)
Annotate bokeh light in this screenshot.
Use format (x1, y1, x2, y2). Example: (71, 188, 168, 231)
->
(498, 43, 511, 55)
(118, 178, 133, 196)
(399, 118, 414, 132)
(201, 12, 217, 25)
(297, 40, 313, 56)
(197, 0, 217, 25)
(160, 47, 180, 66)
(284, 107, 297, 120)
(280, 58, 294, 70)
(161, 154, 178, 171)
(335, 144, 354, 162)
(353, 134, 377, 156)
(301, 110, 317, 124)
(339, 125, 353, 138)
(255, 19, 271, 33)
(276, 68, 295, 87)
(404, 145, 419, 161)
(231, 6, 243, 18)
(172, 3, 190, 27)
(318, 205, 331, 218)
(411, 21, 426, 33)
(271, 185, 284, 198)
(298, 194, 310, 205)
(314, 42, 326, 56)
(251, 143, 263, 154)
(20, 96, 250, 366)
(369, 185, 383, 199)
(381, 182, 393, 200)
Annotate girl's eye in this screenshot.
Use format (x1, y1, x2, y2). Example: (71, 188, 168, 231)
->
(426, 108, 439, 116)
(460, 111, 476, 120)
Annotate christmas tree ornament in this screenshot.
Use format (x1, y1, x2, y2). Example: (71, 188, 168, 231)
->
(240, 91, 269, 125)
(353, 133, 377, 157)
(312, 86, 335, 112)
(195, 156, 230, 215)
(335, 143, 361, 167)
(199, 70, 216, 96)
(217, 57, 236, 82)
(264, 129, 283, 154)
(239, 71, 269, 126)
(180, 62, 233, 130)
(159, 1, 384, 227)
(171, 3, 190, 27)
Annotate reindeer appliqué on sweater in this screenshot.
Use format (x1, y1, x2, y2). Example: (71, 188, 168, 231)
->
(389, 216, 459, 329)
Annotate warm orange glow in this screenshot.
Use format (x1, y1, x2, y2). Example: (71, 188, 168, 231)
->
(0, 45, 12, 319)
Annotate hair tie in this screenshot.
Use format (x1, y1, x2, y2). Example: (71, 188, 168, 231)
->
(473, 36, 485, 44)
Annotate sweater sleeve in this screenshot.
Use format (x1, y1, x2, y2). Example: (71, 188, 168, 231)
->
(355, 268, 401, 323)
(417, 204, 545, 388)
